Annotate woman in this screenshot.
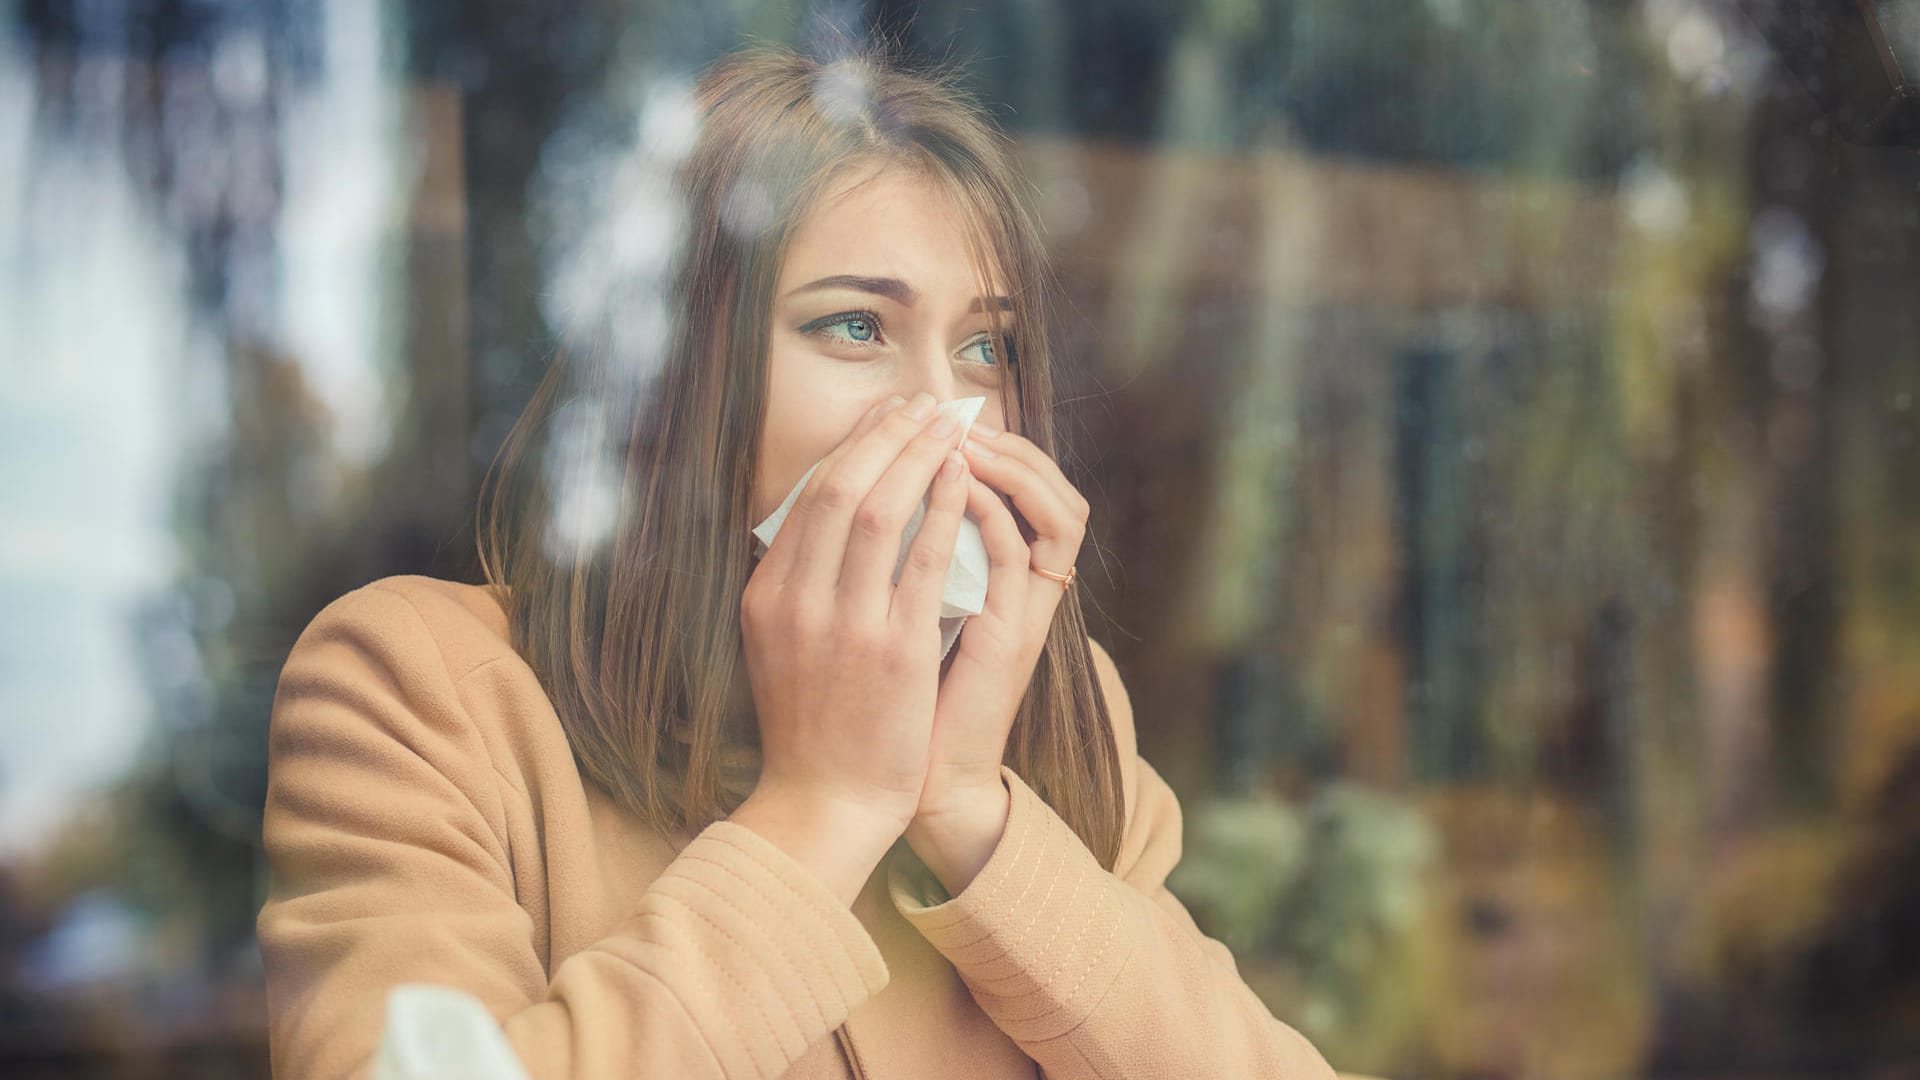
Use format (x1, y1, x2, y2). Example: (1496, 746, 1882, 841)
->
(256, 39, 1338, 1080)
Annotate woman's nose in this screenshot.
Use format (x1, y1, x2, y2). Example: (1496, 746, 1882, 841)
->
(894, 354, 961, 405)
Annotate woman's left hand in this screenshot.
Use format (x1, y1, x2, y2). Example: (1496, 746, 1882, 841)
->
(902, 423, 1088, 890)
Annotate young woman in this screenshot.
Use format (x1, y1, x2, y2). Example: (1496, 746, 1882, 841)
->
(256, 40, 1338, 1080)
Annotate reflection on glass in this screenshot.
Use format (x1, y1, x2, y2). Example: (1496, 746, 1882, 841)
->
(2, 1, 1918, 1075)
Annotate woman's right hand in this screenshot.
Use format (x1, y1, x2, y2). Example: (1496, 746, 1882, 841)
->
(737, 391, 973, 850)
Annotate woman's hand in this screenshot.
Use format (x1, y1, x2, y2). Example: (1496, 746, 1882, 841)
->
(904, 420, 1089, 892)
(738, 392, 972, 853)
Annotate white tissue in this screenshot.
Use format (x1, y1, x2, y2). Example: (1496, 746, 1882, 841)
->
(752, 396, 990, 661)
(371, 984, 532, 1080)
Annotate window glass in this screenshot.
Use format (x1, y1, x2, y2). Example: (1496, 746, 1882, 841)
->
(2, 2, 1916, 1075)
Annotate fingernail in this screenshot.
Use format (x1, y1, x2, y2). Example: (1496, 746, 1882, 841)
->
(941, 451, 964, 480)
(928, 411, 958, 437)
(970, 423, 1000, 438)
(964, 438, 996, 459)
(904, 393, 936, 420)
(882, 394, 906, 413)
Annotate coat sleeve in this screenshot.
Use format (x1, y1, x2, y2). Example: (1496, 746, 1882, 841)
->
(886, 640, 1336, 1080)
(257, 583, 890, 1080)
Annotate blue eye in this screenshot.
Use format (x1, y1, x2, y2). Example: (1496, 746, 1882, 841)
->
(961, 336, 997, 366)
(807, 312, 880, 346)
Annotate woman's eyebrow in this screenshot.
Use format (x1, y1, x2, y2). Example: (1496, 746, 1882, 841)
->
(786, 274, 917, 305)
(784, 274, 1012, 312)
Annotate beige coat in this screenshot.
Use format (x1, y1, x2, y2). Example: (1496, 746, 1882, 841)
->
(256, 574, 1338, 1079)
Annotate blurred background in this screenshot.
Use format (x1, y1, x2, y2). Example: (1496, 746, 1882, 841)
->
(4, 0, 1918, 1076)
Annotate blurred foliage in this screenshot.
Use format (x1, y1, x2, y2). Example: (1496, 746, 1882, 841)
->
(1170, 782, 1436, 1068)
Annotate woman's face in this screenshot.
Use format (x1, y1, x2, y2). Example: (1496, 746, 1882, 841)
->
(752, 161, 1017, 525)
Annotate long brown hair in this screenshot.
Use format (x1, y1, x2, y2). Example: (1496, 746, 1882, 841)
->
(474, 38, 1125, 868)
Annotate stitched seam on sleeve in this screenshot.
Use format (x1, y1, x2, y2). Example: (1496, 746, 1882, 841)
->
(670, 884, 813, 1060)
(944, 802, 1063, 958)
(938, 822, 1062, 977)
(584, 910, 739, 1073)
(1025, 835, 1097, 987)
(961, 848, 1096, 991)
(1042, 935, 1140, 1046)
(950, 817, 1134, 1017)
(931, 787, 1061, 951)
(1012, 996, 1119, 1073)
(702, 827, 842, 912)
(962, 889, 1122, 1007)
(983, 822, 1090, 983)
(990, 930, 1121, 1037)
(913, 781, 1037, 934)
(1045, 887, 1133, 1014)
(674, 852, 834, 1031)
(699, 834, 892, 1012)
(697, 828, 888, 995)
(997, 786, 1060, 929)
(634, 897, 786, 1072)
(679, 845, 852, 991)
(604, 953, 730, 1078)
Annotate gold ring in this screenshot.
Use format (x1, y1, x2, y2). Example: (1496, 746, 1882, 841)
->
(1031, 562, 1075, 588)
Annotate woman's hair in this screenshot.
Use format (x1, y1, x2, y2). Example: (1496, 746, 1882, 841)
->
(475, 38, 1126, 868)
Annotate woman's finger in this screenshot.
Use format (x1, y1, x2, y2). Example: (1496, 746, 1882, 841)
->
(963, 426, 1088, 519)
(961, 439, 1086, 584)
(889, 449, 971, 631)
(756, 394, 904, 586)
(963, 475, 1030, 627)
(838, 409, 970, 618)
(783, 393, 948, 595)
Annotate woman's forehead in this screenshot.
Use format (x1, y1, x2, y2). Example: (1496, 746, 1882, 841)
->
(778, 163, 1011, 295)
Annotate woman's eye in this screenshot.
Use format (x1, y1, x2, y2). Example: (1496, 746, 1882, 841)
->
(806, 312, 882, 347)
(960, 335, 997, 366)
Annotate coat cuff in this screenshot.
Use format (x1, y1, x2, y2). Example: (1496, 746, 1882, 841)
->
(668, 819, 892, 1031)
(885, 765, 1136, 1042)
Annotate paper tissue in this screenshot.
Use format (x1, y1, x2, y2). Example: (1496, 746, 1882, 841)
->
(371, 983, 532, 1080)
(751, 395, 991, 661)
